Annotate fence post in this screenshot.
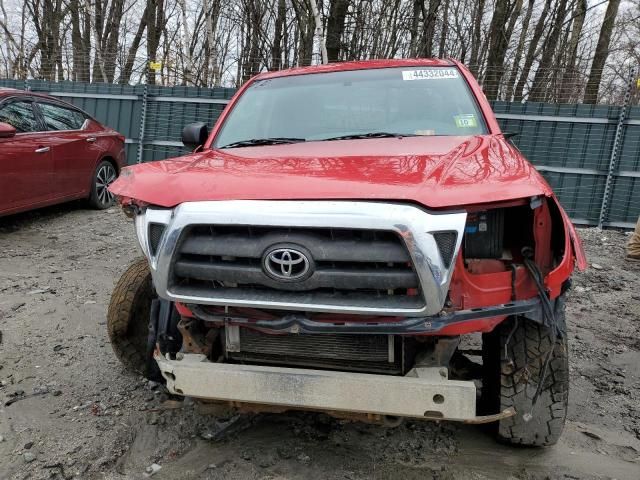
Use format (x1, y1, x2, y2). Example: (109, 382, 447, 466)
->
(136, 84, 149, 164)
(598, 67, 636, 229)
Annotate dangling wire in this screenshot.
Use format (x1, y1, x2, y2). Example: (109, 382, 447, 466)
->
(521, 247, 560, 407)
(504, 316, 519, 363)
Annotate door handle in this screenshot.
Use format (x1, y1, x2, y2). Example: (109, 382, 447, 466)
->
(86, 137, 97, 143)
(35, 146, 50, 153)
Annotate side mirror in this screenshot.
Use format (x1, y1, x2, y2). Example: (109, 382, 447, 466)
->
(503, 131, 519, 140)
(0, 122, 16, 139)
(181, 122, 209, 150)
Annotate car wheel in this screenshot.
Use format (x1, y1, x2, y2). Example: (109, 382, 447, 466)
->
(107, 258, 156, 376)
(481, 300, 569, 446)
(90, 160, 118, 209)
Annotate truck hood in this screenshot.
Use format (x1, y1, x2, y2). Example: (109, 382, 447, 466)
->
(110, 135, 553, 209)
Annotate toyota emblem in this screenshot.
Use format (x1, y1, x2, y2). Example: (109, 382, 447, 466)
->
(263, 246, 312, 281)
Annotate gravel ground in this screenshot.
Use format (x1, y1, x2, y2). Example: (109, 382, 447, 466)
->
(0, 202, 639, 480)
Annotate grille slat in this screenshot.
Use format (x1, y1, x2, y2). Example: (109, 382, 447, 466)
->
(171, 226, 425, 312)
(174, 259, 418, 291)
(171, 285, 424, 310)
(180, 233, 410, 263)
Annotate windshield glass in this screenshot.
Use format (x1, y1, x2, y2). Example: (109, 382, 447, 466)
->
(214, 66, 487, 148)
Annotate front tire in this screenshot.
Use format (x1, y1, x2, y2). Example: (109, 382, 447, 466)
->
(90, 160, 118, 209)
(107, 258, 155, 375)
(482, 300, 569, 446)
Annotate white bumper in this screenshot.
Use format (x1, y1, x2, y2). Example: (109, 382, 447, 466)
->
(156, 353, 479, 421)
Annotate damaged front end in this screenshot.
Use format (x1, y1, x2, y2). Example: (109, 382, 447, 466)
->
(118, 195, 583, 431)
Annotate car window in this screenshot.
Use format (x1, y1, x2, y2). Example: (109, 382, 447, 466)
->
(0, 101, 40, 133)
(39, 103, 86, 131)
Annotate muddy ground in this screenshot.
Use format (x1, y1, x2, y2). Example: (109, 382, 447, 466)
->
(0, 203, 639, 480)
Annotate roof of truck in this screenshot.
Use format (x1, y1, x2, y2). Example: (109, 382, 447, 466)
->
(256, 58, 458, 80)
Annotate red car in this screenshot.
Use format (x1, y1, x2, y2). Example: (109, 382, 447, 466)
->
(0, 88, 125, 217)
(108, 59, 587, 447)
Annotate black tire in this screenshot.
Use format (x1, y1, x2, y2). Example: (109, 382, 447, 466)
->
(482, 300, 569, 447)
(107, 258, 155, 375)
(89, 160, 118, 209)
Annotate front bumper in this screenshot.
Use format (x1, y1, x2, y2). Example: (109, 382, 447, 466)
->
(156, 353, 513, 422)
(188, 297, 542, 335)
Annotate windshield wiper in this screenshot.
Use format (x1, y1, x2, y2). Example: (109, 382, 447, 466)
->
(321, 132, 417, 141)
(219, 137, 306, 149)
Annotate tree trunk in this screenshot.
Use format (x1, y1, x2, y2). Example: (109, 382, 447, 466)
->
(513, 0, 553, 101)
(119, 4, 149, 84)
(88, 0, 108, 83)
(559, 0, 586, 102)
(483, 0, 516, 100)
(309, 0, 327, 63)
(178, 0, 193, 85)
(291, 0, 314, 66)
(438, 0, 449, 58)
(419, 0, 441, 57)
(326, 0, 349, 62)
(529, 0, 569, 102)
(504, 0, 522, 44)
(468, 0, 485, 74)
(70, 0, 90, 82)
(270, 0, 286, 69)
(409, 0, 423, 57)
(146, 0, 165, 85)
(505, 0, 534, 101)
(28, 0, 65, 80)
(102, 0, 125, 82)
(584, 0, 621, 104)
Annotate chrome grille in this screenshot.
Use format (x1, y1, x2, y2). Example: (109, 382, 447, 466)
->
(143, 201, 467, 316)
(171, 226, 424, 311)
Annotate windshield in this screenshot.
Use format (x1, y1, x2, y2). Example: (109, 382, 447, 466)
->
(214, 66, 487, 148)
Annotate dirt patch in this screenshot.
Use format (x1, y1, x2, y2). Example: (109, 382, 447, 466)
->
(1, 204, 639, 479)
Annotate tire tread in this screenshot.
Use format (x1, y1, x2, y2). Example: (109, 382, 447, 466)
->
(483, 306, 569, 447)
(107, 258, 153, 373)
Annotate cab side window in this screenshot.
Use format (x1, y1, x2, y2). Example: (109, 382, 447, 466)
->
(39, 103, 86, 131)
(0, 101, 40, 133)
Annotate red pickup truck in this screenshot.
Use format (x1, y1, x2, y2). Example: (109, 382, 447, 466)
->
(108, 59, 586, 446)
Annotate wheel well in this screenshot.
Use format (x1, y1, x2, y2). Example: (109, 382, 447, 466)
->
(88, 156, 120, 195)
(101, 156, 119, 174)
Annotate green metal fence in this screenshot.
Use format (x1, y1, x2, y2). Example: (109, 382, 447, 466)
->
(1, 77, 638, 228)
(492, 101, 640, 227)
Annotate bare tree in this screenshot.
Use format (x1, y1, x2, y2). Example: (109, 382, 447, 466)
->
(326, 0, 348, 62)
(512, 0, 554, 101)
(529, 0, 570, 102)
(584, 0, 622, 103)
(146, 0, 167, 84)
(0, 0, 633, 105)
(484, 0, 519, 100)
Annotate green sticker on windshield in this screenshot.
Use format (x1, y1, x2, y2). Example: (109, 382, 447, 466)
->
(454, 114, 477, 128)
